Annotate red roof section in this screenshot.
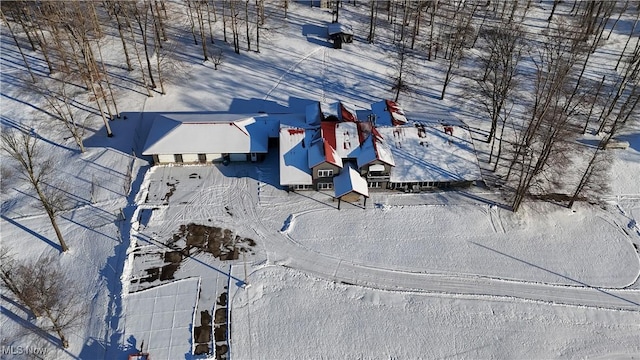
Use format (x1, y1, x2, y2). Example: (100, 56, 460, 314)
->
(323, 140, 341, 167)
(321, 122, 337, 150)
(340, 103, 357, 122)
(385, 99, 408, 126)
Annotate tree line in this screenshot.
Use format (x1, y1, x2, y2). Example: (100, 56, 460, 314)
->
(372, 0, 638, 211)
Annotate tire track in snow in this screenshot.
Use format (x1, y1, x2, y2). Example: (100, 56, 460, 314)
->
(263, 47, 323, 101)
(229, 185, 640, 311)
(488, 205, 506, 234)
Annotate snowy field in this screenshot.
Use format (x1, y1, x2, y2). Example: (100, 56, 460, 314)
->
(1, 0, 639, 359)
(230, 266, 640, 359)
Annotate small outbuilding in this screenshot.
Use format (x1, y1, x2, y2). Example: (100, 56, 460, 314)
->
(327, 22, 353, 49)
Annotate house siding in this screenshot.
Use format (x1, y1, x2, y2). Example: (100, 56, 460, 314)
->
(362, 161, 391, 190)
(311, 163, 341, 189)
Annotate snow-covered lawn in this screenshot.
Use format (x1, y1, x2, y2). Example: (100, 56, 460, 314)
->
(282, 200, 638, 287)
(230, 265, 640, 360)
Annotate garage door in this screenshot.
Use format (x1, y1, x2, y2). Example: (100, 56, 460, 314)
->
(206, 153, 223, 162)
(181, 154, 199, 163)
(157, 154, 175, 164)
(229, 153, 247, 162)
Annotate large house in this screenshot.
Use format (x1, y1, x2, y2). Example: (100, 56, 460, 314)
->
(142, 101, 483, 202)
(278, 100, 483, 200)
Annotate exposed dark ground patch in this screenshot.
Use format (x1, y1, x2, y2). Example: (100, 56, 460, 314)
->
(214, 291, 229, 360)
(162, 180, 179, 204)
(133, 223, 252, 358)
(169, 223, 256, 261)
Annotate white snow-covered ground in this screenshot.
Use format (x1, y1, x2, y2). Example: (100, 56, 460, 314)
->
(122, 278, 200, 360)
(1, 1, 639, 359)
(230, 266, 640, 360)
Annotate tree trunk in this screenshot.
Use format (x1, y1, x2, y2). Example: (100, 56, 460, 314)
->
(96, 40, 120, 118)
(15, 7, 37, 51)
(222, 0, 228, 42)
(124, 3, 153, 96)
(154, 0, 167, 41)
(149, 1, 163, 49)
(113, 4, 134, 71)
(583, 75, 605, 134)
(367, 0, 376, 43)
(1, 10, 36, 83)
(245, 0, 251, 51)
(195, 1, 208, 60)
(186, 0, 199, 45)
(44, 205, 69, 253)
(155, 26, 166, 94)
(206, 0, 215, 44)
(136, 3, 157, 89)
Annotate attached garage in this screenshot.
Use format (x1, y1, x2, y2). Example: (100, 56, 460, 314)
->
(142, 113, 271, 165)
(181, 154, 199, 163)
(156, 154, 176, 164)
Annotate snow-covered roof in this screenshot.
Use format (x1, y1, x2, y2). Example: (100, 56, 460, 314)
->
(327, 22, 353, 36)
(370, 100, 408, 127)
(306, 102, 323, 126)
(321, 121, 362, 159)
(142, 113, 270, 155)
(308, 138, 343, 168)
(356, 134, 395, 168)
(319, 101, 358, 122)
(279, 126, 313, 185)
(333, 163, 369, 198)
(378, 125, 483, 183)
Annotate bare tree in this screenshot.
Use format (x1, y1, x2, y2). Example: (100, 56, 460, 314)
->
(439, 1, 476, 100)
(30, 75, 88, 152)
(1, 131, 70, 252)
(122, 1, 154, 97)
(390, 42, 412, 102)
(507, 20, 587, 211)
(0, 9, 37, 83)
(244, 0, 251, 51)
(133, 1, 157, 89)
(473, 22, 525, 146)
(367, 0, 377, 43)
(106, 0, 134, 71)
(568, 79, 638, 208)
(0, 249, 87, 348)
(209, 46, 224, 70)
(229, 0, 241, 54)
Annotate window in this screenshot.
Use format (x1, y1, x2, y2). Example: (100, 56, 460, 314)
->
(318, 169, 334, 178)
(175, 154, 183, 163)
(198, 154, 207, 163)
(317, 182, 333, 190)
(292, 184, 313, 190)
(368, 182, 381, 188)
